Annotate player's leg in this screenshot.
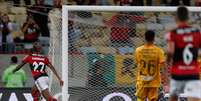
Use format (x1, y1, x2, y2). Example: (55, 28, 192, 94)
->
(147, 87, 158, 101)
(41, 88, 57, 101)
(135, 84, 147, 101)
(168, 79, 183, 101)
(184, 80, 201, 101)
(156, 86, 165, 101)
(31, 85, 41, 101)
(168, 95, 178, 101)
(35, 76, 57, 101)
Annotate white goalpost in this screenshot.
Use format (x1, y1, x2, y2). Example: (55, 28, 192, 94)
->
(62, 6, 69, 101)
(57, 6, 201, 101)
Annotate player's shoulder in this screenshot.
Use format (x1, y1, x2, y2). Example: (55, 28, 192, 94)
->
(135, 45, 145, 52)
(153, 45, 164, 52)
(171, 26, 200, 33)
(23, 55, 30, 59)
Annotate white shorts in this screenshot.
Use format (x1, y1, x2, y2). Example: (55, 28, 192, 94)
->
(170, 79, 201, 99)
(35, 76, 49, 92)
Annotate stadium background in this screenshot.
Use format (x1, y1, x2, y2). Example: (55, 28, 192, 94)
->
(0, 0, 201, 101)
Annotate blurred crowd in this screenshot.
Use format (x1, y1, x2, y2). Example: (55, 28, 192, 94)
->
(0, 0, 61, 54)
(0, 0, 201, 54)
(67, 0, 201, 6)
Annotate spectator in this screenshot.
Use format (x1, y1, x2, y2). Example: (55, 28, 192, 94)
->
(170, 0, 190, 6)
(104, 13, 137, 48)
(195, 0, 201, 6)
(2, 56, 27, 88)
(13, 0, 31, 7)
(0, 14, 15, 53)
(21, 15, 40, 43)
(117, 45, 134, 55)
(53, 0, 62, 8)
(97, 0, 110, 5)
(88, 60, 108, 87)
(68, 20, 81, 52)
(27, 0, 52, 37)
(113, 0, 134, 6)
(113, 0, 144, 6)
(74, 0, 86, 5)
(88, 0, 97, 5)
(74, 0, 96, 5)
(121, 58, 135, 77)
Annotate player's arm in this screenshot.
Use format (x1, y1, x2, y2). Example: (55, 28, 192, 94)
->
(47, 62, 63, 86)
(165, 31, 175, 64)
(13, 55, 29, 73)
(13, 62, 26, 73)
(166, 41, 174, 64)
(198, 32, 201, 57)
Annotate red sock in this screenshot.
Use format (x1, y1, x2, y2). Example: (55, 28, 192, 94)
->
(33, 98, 39, 101)
(31, 90, 40, 101)
(48, 97, 57, 101)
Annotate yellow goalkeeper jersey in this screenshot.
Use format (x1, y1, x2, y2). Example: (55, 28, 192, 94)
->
(197, 59, 201, 79)
(134, 44, 165, 87)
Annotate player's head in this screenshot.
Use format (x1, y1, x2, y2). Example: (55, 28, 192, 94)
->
(176, 6, 189, 22)
(30, 41, 42, 54)
(11, 56, 18, 64)
(145, 30, 155, 43)
(53, 0, 61, 8)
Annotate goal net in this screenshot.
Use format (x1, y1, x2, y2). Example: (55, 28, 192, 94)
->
(49, 6, 201, 101)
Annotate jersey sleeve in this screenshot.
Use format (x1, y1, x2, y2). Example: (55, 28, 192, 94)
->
(134, 48, 140, 64)
(44, 57, 50, 65)
(22, 55, 30, 63)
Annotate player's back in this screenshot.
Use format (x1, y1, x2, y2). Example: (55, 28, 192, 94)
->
(168, 25, 201, 80)
(23, 54, 50, 80)
(135, 44, 164, 87)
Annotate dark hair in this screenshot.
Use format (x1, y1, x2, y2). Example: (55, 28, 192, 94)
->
(145, 30, 155, 42)
(11, 56, 18, 63)
(30, 41, 42, 54)
(176, 6, 189, 21)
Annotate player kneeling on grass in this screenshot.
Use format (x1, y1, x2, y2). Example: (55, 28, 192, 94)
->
(13, 42, 63, 101)
(134, 30, 165, 101)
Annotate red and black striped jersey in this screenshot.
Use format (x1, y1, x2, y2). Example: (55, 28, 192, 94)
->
(166, 23, 201, 80)
(22, 54, 50, 80)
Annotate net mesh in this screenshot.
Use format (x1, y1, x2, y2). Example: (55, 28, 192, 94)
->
(48, 8, 62, 100)
(49, 8, 201, 101)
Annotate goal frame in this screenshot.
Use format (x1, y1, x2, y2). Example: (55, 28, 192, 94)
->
(62, 5, 201, 101)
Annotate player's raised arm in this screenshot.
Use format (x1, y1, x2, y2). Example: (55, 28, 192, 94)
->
(13, 61, 26, 73)
(47, 62, 64, 86)
(13, 55, 30, 73)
